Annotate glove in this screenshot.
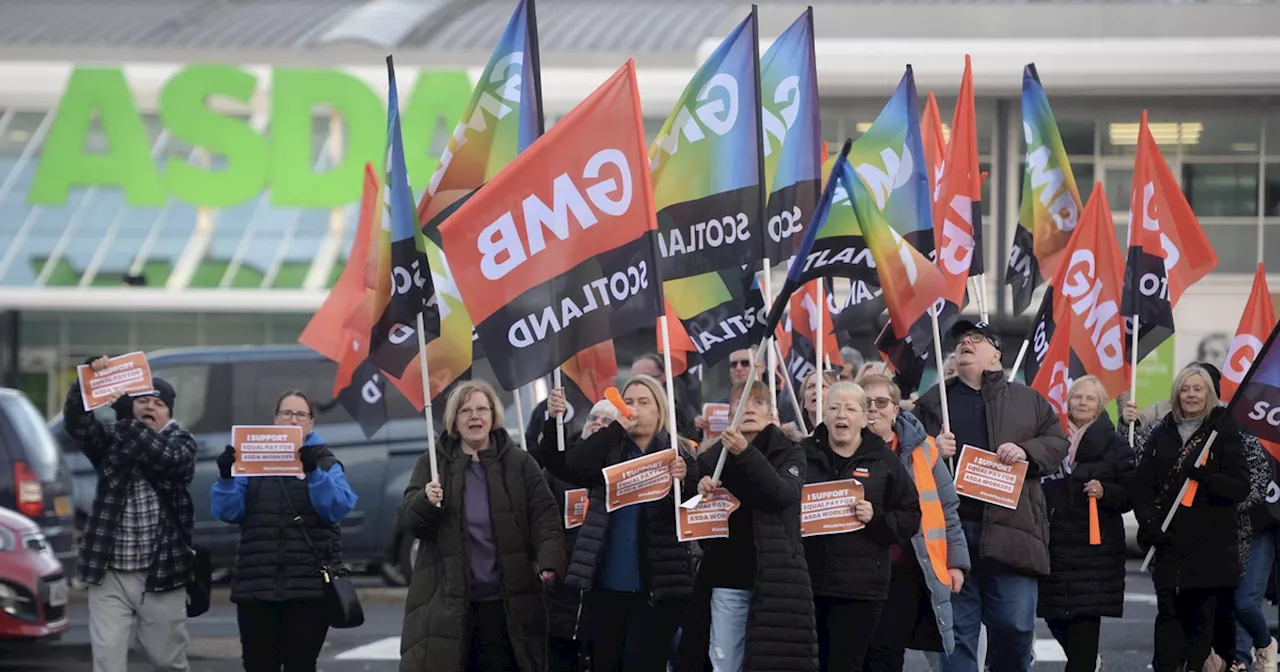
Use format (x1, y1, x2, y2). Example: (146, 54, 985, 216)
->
(217, 446, 236, 480)
(1137, 525, 1173, 550)
(300, 445, 319, 474)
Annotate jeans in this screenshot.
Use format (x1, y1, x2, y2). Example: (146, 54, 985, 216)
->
(941, 521, 1038, 672)
(1237, 530, 1277, 663)
(709, 588, 751, 672)
(237, 600, 329, 672)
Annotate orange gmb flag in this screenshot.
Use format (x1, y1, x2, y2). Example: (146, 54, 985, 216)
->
(562, 341, 620, 404)
(932, 56, 984, 307)
(789, 279, 842, 368)
(437, 60, 663, 391)
(1031, 304, 1075, 432)
(921, 91, 947, 198)
(658, 301, 698, 377)
(1054, 185, 1130, 400)
(1222, 264, 1277, 403)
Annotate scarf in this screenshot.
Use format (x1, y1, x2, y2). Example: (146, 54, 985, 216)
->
(1066, 421, 1090, 468)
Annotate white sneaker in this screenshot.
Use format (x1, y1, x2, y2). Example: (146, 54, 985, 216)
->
(1256, 637, 1278, 672)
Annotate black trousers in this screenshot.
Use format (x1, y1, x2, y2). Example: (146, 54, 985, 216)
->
(1174, 587, 1237, 671)
(864, 561, 939, 672)
(468, 600, 520, 672)
(1045, 617, 1101, 672)
(549, 636, 580, 672)
(236, 600, 329, 672)
(1153, 589, 1186, 672)
(581, 589, 686, 672)
(815, 595, 885, 672)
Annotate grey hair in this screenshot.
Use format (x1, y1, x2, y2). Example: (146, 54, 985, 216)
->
(443, 380, 506, 437)
(1067, 375, 1109, 419)
(825, 381, 868, 413)
(1171, 364, 1220, 423)
(582, 400, 619, 439)
(840, 346, 864, 368)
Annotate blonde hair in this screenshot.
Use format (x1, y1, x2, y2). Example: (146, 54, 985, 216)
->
(1172, 365, 1220, 423)
(825, 381, 868, 413)
(1068, 375, 1110, 413)
(443, 381, 505, 437)
(855, 372, 901, 405)
(623, 374, 667, 434)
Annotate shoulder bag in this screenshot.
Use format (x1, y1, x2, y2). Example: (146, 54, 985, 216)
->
(277, 479, 365, 628)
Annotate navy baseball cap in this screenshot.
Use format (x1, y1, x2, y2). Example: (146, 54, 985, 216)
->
(948, 319, 1002, 352)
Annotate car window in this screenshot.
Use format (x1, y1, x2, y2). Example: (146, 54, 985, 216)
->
(230, 358, 355, 427)
(0, 395, 63, 481)
(150, 364, 223, 434)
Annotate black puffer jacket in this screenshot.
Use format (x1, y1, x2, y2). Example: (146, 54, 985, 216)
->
(1131, 407, 1250, 592)
(1037, 413, 1133, 620)
(677, 425, 819, 672)
(398, 430, 566, 672)
(230, 442, 343, 603)
(802, 425, 922, 602)
(559, 421, 698, 602)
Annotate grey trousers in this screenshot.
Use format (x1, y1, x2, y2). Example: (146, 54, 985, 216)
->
(88, 570, 190, 672)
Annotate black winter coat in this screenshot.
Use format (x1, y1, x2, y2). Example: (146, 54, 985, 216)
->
(230, 444, 343, 603)
(1131, 407, 1250, 592)
(397, 430, 566, 672)
(802, 425, 922, 602)
(677, 425, 819, 672)
(1037, 413, 1134, 620)
(559, 422, 699, 602)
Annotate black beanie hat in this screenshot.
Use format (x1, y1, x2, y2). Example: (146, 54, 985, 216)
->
(112, 378, 176, 420)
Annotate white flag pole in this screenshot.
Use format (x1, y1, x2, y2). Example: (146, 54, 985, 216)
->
(1140, 432, 1218, 572)
(762, 259, 779, 411)
(771, 340, 807, 428)
(1129, 315, 1140, 446)
(553, 368, 566, 452)
(816, 281, 825, 424)
(415, 312, 439, 487)
(659, 316, 683, 514)
(1010, 338, 1030, 380)
(929, 306, 953, 470)
(513, 384, 527, 451)
(683, 338, 768, 509)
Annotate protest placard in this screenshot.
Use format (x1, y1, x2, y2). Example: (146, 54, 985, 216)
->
(232, 425, 305, 478)
(676, 487, 740, 542)
(601, 448, 674, 512)
(702, 403, 731, 440)
(565, 489, 589, 529)
(800, 478, 865, 537)
(954, 445, 1028, 510)
(76, 352, 154, 412)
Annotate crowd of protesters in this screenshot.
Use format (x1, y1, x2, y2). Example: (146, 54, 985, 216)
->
(61, 318, 1280, 672)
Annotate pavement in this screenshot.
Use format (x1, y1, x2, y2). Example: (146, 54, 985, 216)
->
(0, 561, 1272, 671)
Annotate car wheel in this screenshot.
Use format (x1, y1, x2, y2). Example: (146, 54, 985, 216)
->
(381, 535, 419, 587)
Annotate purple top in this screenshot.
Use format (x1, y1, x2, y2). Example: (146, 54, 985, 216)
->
(464, 460, 502, 602)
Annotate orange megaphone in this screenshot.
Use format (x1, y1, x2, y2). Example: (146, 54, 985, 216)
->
(604, 387, 632, 418)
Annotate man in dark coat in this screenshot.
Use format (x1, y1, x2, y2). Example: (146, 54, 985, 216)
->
(679, 380, 819, 672)
(914, 321, 1068, 672)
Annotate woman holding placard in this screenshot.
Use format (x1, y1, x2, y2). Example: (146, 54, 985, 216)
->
(1035, 375, 1134, 672)
(800, 381, 921, 672)
(397, 380, 565, 672)
(210, 390, 358, 672)
(554, 374, 697, 672)
(855, 373, 967, 672)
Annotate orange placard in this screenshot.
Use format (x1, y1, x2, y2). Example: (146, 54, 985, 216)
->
(801, 479, 866, 537)
(565, 489, 589, 529)
(232, 425, 305, 478)
(954, 445, 1028, 510)
(76, 352, 154, 412)
(676, 487, 740, 542)
(601, 448, 674, 512)
(702, 403, 731, 440)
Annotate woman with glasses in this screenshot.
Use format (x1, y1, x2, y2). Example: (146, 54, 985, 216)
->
(398, 380, 565, 672)
(855, 373, 967, 672)
(210, 390, 358, 672)
(801, 381, 922, 671)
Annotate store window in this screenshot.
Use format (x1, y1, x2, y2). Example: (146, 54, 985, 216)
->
(1204, 222, 1262, 274)
(1182, 163, 1258, 218)
(1180, 114, 1261, 157)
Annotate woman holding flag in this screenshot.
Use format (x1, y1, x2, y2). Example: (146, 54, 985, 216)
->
(397, 381, 566, 672)
(1035, 376, 1134, 672)
(1132, 365, 1250, 671)
(554, 374, 697, 672)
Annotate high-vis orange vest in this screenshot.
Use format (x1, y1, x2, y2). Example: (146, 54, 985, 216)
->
(911, 437, 951, 585)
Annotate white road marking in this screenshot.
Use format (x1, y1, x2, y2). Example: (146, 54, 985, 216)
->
(1125, 592, 1159, 604)
(1034, 638, 1068, 663)
(335, 636, 401, 660)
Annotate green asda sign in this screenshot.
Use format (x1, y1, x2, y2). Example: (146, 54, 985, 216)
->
(28, 64, 473, 208)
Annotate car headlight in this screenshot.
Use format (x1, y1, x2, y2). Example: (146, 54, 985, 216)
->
(0, 581, 38, 622)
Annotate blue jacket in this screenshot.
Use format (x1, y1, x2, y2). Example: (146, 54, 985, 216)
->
(210, 432, 357, 526)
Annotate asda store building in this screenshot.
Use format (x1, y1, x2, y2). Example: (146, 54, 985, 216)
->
(3, 0, 1280, 413)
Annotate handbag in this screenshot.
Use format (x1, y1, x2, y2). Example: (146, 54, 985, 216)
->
(186, 544, 213, 617)
(277, 479, 365, 628)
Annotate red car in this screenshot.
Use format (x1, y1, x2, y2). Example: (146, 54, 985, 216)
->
(0, 507, 68, 640)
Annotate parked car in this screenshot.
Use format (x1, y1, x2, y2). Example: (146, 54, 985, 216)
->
(0, 507, 68, 640)
(49, 345, 537, 586)
(0, 389, 75, 573)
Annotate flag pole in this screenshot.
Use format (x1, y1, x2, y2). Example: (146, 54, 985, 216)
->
(929, 305, 953, 469)
(513, 384, 528, 451)
(762, 259, 779, 412)
(684, 337, 767, 508)
(553, 368, 566, 452)
(1129, 315, 1139, 446)
(772, 339, 806, 428)
(659, 315, 683, 514)
(816, 281, 825, 424)
(1010, 338, 1030, 380)
(416, 312, 439, 487)
(1140, 431, 1218, 572)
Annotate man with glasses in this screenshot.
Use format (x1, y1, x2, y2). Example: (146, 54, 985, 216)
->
(695, 349, 761, 437)
(912, 321, 1068, 672)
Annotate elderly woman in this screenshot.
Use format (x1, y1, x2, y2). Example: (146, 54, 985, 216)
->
(398, 381, 566, 672)
(855, 373, 967, 672)
(802, 380, 921, 671)
(1132, 365, 1250, 672)
(1036, 376, 1134, 672)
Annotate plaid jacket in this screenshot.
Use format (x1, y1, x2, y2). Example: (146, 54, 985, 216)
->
(65, 385, 197, 593)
